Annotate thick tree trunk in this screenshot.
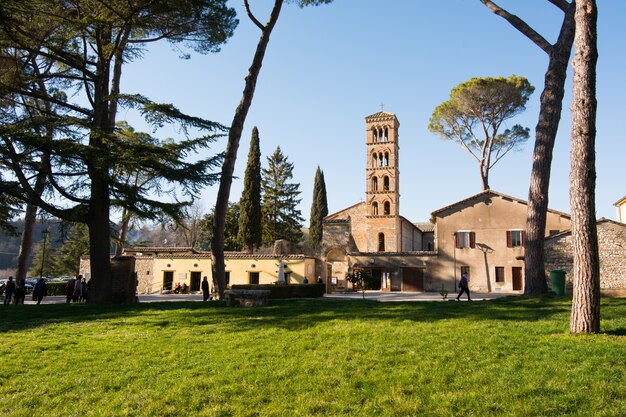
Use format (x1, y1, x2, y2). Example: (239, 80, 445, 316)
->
(523, 6, 575, 295)
(211, 0, 283, 300)
(569, 0, 599, 334)
(15, 173, 46, 285)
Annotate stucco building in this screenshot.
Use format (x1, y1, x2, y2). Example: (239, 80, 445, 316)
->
(320, 111, 572, 294)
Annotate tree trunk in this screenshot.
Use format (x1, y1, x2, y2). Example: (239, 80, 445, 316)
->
(115, 207, 131, 256)
(523, 6, 575, 295)
(569, 0, 600, 334)
(15, 173, 46, 285)
(211, 0, 283, 300)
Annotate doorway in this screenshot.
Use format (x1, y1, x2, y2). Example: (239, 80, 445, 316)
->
(512, 267, 523, 291)
(163, 271, 174, 292)
(402, 268, 424, 292)
(190, 272, 201, 292)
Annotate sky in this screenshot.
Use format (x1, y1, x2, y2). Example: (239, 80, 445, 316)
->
(119, 0, 626, 225)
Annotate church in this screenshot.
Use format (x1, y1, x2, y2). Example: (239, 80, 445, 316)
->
(320, 111, 572, 294)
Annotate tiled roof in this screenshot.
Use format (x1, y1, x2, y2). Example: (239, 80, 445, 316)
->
(415, 222, 435, 233)
(614, 195, 626, 206)
(365, 111, 398, 123)
(431, 189, 571, 218)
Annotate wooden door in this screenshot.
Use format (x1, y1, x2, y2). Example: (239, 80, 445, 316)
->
(190, 272, 201, 292)
(163, 271, 174, 292)
(402, 268, 424, 292)
(512, 267, 523, 291)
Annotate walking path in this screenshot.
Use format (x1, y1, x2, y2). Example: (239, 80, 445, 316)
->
(13, 290, 511, 305)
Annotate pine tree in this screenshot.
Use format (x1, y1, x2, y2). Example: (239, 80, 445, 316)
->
(261, 147, 304, 246)
(238, 127, 263, 252)
(309, 166, 328, 251)
(53, 224, 90, 276)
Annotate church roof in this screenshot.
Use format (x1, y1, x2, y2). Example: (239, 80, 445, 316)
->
(415, 222, 435, 233)
(365, 111, 399, 124)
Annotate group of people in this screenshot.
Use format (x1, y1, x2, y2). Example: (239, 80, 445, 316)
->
(2, 276, 48, 305)
(66, 275, 88, 303)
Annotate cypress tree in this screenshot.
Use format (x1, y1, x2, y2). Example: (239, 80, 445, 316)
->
(261, 147, 304, 246)
(309, 166, 328, 250)
(237, 127, 262, 252)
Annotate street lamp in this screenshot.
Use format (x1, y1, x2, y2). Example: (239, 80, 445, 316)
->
(451, 232, 457, 292)
(40, 229, 49, 279)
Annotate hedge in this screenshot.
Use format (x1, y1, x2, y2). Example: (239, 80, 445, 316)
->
(45, 282, 69, 296)
(230, 283, 325, 299)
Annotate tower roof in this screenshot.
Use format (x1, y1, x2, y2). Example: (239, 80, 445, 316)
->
(365, 111, 399, 124)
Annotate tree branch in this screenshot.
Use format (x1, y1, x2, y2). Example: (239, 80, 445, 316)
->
(244, 0, 266, 30)
(480, 0, 553, 54)
(547, 0, 572, 13)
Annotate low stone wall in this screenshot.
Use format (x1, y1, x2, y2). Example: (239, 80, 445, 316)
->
(544, 220, 626, 291)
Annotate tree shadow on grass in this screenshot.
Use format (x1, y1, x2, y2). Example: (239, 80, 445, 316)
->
(1, 294, 607, 335)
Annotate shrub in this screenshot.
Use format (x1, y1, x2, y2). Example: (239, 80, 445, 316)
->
(45, 282, 68, 296)
(231, 283, 325, 299)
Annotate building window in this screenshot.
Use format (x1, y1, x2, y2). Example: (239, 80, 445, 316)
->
(495, 267, 505, 283)
(378, 233, 385, 252)
(455, 231, 475, 249)
(378, 153, 383, 167)
(460, 266, 470, 280)
(507, 230, 525, 247)
(384, 127, 388, 142)
(372, 154, 377, 168)
(384, 201, 390, 215)
(384, 152, 389, 167)
(383, 176, 389, 190)
(225, 271, 230, 286)
(372, 202, 379, 216)
(249, 271, 259, 285)
(372, 177, 378, 191)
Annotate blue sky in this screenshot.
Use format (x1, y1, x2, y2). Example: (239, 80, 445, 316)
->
(120, 0, 626, 224)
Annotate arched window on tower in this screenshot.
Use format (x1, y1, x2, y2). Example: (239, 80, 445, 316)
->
(372, 202, 379, 216)
(372, 129, 377, 143)
(384, 201, 391, 215)
(378, 153, 383, 167)
(378, 233, 385, 251)
(383, 176, 390, 191)
(372, 153, 377, 168)
(384, 152, 389, 167)
(372, 177, 378, 191)
(384, 127, 388, 142)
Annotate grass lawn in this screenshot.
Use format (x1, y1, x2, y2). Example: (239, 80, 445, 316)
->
(0, 296, 624, 417)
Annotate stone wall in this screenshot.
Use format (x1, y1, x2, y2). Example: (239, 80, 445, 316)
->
(545, 220, 626, 291)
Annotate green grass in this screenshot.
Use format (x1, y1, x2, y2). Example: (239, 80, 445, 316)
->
(1, 296, 624, 417)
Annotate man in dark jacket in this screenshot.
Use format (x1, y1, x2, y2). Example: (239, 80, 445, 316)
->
(201, 276, 210, 301)
(33, 278, 48, 305)
(3, 276, 15, 305)
(456, 273, 471, 301)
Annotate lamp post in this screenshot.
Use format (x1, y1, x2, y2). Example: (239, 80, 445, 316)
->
(451, 232, 457, 293)
(40, 229, 49, 279)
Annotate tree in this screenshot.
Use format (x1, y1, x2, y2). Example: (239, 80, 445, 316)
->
(31, 234, 55, 279)
(52, 223, 90, 276)
(480, 0, 576, 295)
(261, 147, 304, 246)
(237, 127, 262, 253)
(211, 0, 333, 300)
(0, 0, 236, 303)
(429, 75, 534, 190)
(198, 202, 240, 251)
(569, 0, 599, 334)
(309, 166, 328, 251)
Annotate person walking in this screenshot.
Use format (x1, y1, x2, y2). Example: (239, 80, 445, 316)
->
(456, 272, 471, 301)
(33, 278, 48, 305)
(66, 276, 77, 303)
(14, 281, 26, 304)
(201, 276, 210, 302)
(3, 276, 15, 305)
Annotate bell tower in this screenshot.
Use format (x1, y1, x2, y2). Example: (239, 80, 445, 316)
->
(364, 111, 401, 252)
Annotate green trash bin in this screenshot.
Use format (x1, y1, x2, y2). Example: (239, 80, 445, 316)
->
(549, 270, 566, 296)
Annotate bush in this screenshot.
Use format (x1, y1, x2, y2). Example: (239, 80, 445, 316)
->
(46, 282, 68, 296)
(231, 283, 325, 299)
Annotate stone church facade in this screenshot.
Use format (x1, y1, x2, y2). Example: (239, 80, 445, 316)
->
(321, 112, 436, 292)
